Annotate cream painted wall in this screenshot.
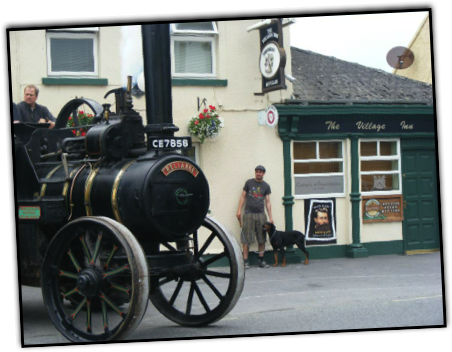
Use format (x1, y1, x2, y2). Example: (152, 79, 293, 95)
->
(171, 20, 292, 249)
(393, 15, 432, 84)
(9, 20, 293, 250)
(10, 27, 123, 116)
(9, 21, 405, 253)
(361, 222, 403, 242)
(197, 112, 285, 252)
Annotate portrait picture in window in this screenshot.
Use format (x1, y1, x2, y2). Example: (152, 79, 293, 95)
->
(305, 199, 337, 245)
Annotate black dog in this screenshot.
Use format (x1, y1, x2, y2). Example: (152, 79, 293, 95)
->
(263, 222, 309, 267)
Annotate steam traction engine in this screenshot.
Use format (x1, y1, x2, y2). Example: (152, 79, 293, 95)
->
(14, 24, 244, 343)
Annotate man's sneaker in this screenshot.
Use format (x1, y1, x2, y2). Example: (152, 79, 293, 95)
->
(259, 260, 269, 268)
(244, 261, 250, 269)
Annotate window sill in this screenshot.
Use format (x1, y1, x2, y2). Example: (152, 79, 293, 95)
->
(294, 194, 346, 199)
(42, 77, 108, 85)
(361, 191, 402, 197)
(172, 78, 227, 87)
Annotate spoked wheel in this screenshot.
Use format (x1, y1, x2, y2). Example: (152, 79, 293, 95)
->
(41, 216, 149, 342)
(149, 217, 245, 326)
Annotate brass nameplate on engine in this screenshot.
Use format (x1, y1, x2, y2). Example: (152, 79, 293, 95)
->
(162, 161, 199, 177)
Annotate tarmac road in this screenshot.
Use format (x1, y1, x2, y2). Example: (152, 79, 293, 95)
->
(20, 252, 445, 346)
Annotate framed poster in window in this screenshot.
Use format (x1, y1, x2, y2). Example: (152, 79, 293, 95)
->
(304, 199, 337, 245)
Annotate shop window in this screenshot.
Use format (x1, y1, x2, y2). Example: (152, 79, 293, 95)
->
(360, 140, 401, 194)
(46, 28, 99, 77)
(170, 22, 218, 78)
(293, 141, 345, 198)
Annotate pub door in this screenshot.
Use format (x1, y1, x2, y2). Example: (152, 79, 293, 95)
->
(401, 144, 441, 253)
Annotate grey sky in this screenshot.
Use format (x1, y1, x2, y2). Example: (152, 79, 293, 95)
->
(289, 11, 428, 72)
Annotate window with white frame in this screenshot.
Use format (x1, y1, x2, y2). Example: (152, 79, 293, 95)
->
(170, 22, 218, 78)
(360, 139, 401, 195)
(46, 28, 99, 77)
(293, 141, 345, 198)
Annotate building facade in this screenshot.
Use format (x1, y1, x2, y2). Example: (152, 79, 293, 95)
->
(9, 20, 440, 264)
(9, 20, 293, 258)
(393, 14, 432, 84)
(282, 47, 438, 261)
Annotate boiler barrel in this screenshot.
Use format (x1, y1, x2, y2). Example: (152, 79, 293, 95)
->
(36, 154, 210, 241)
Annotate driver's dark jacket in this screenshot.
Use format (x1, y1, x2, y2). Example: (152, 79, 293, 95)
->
(17, 101, 56, 123)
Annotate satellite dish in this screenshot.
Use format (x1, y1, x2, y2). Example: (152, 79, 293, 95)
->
(386, 46, 415, 69)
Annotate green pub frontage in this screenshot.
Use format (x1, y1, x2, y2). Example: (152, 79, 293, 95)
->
(275, 102, 439, 261)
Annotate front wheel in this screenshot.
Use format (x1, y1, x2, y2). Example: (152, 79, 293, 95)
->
(149, 217, 245, 326)
(41, 217, 149, 342)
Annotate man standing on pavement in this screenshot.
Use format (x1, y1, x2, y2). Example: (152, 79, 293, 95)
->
(17, 85, 56, 129)
(236, 165, 273, 269)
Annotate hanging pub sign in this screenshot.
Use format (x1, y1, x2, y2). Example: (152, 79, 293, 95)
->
(362, 195, 404, 223)
(259, 19, 287, 93)
(304, 199, 337, 245)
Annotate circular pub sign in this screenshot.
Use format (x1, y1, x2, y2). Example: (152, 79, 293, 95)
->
(363, 198, 386, 221)
(265, 105, 279, 127)
(259, 42, 284, 79)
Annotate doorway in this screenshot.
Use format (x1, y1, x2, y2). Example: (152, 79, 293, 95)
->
(401, 144, 441, 253)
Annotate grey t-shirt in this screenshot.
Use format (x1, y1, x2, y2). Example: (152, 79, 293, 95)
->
(243, 178, 271, 213)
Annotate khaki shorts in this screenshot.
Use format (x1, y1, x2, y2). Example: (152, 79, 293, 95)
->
(241, 212, 267, 245)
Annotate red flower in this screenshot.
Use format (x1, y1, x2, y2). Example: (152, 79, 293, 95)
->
(81, 131, 86, 136)
(203, 109, 208, 113)
(68, 116, 72, 121)
(199, 114, 204, 119)
(79, 111, 84, 114)
(207, 115, 211, 118)
(209, 105, 216, 111)
(195, 120, 199, 125)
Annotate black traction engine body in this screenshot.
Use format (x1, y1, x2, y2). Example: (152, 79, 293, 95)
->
(14, 85, 210, 285)
(13, 25, 244, 344)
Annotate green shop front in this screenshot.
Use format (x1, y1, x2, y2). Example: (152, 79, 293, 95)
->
(275, 103, 440, 260)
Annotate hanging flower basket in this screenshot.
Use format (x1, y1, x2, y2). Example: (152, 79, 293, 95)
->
(187, 105, 224, 144)
(66, 110, 94, 136)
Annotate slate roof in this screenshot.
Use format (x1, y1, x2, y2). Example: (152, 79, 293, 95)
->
(289, 47, 433, 104)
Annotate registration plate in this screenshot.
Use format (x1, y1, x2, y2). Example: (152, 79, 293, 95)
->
(149, 137, 192, 150)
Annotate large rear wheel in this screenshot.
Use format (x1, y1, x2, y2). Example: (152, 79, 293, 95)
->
(41, 216, 149, 342)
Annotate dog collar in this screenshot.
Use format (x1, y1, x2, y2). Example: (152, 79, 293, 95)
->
(270, 229, 277, 241)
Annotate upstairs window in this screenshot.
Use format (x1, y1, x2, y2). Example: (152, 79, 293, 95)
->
(170, 22, 218, 78)
(46, 28, 99, 77)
